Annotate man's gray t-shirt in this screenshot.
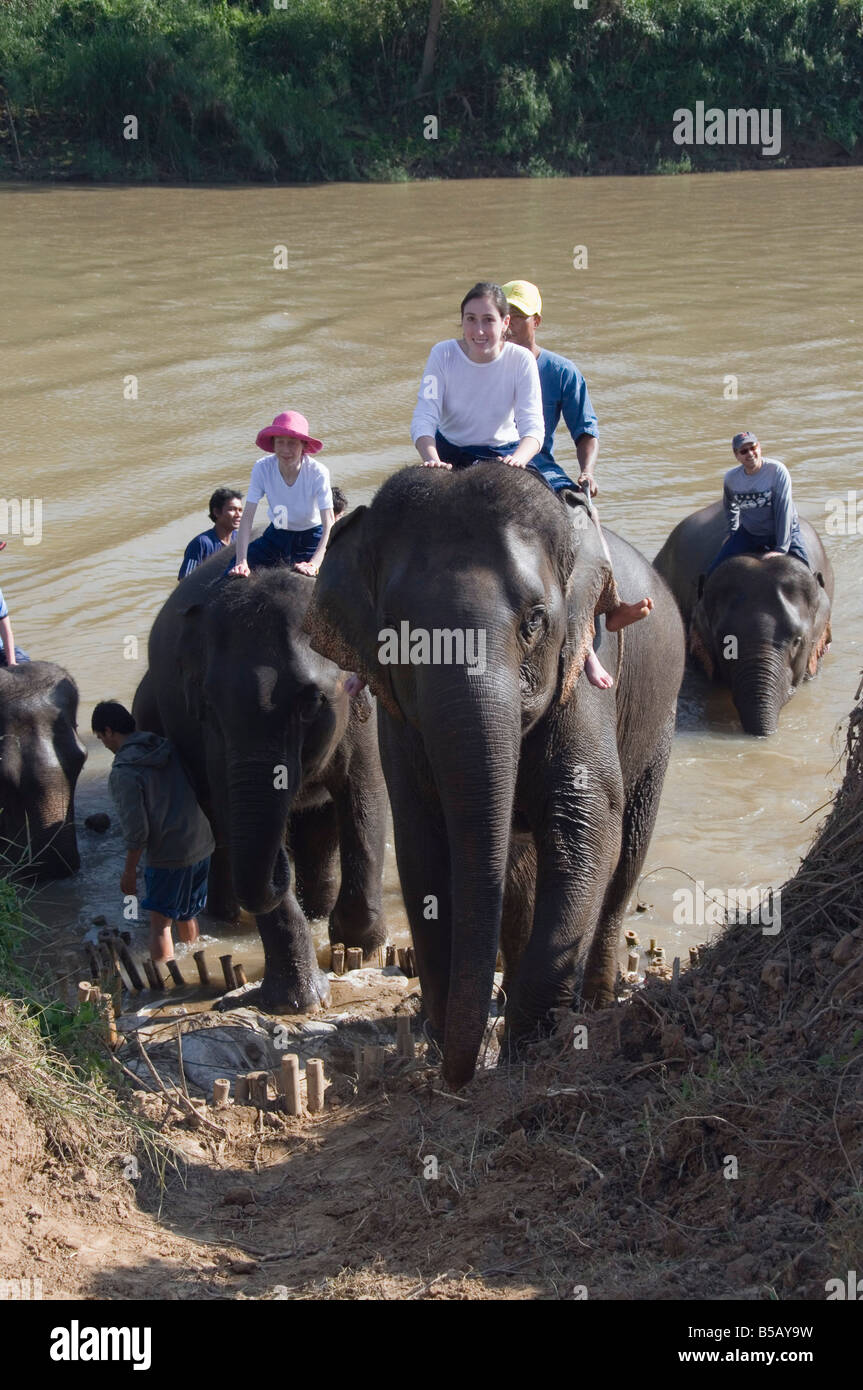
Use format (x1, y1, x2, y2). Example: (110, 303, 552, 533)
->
(722, 457, 797, 550)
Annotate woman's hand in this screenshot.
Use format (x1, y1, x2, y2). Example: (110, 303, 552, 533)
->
(228, 561, 250, 577)
(421, 458, 452, 469)
(505, 457, 528, 469)
(293, 560, 319, 577)
(120, 869, 137, 896)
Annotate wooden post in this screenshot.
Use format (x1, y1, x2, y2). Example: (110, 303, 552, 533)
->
(77, 981, 92, 1007)
(116, 939, 145, 992)
(281, 1054, 301, 1116)
(235, 1074, 250, 1104)
(193, 950, 211, 988)
(345, 947, 363, 972)
(330, 944, 345, 975)
(671, 956, 681, 993)
(84, 943, 102, 981)
(141, 958, 158, 991)
(385, 945, 397, 968)
(406, 947, 417, 978)
(220, 954, 237, 991)
(689, 946, 699, 967)
(306, 1058, 325, 1113)
(396, 1014, 414, 1059)
(97, 993, 117, 1048)
(249, 1071, 269, 1108)
(627, 950, 640, 974)
(233, 963, 248, 987)
(397, 948, 409, 973)
(149, 961, 166, 992)
(212, 1078, 230, 1107)
(166, 959, 185, 989)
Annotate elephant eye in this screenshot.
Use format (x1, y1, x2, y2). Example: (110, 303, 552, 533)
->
(297, 686, 324, 722)
(520, 606, 547, 641)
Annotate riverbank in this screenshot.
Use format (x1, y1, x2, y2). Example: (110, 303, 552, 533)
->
(1, 672, 861, 1300)
(1, 0, 860, 184)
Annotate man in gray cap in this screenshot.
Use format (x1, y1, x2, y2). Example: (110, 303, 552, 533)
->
(708, 431, 809, 574)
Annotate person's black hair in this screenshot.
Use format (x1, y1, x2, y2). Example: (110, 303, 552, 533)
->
(208, 487, 243, 522)
(459, 281, 509, 319)
(91, 701, 136, 735)
(331, 485, 348, 516)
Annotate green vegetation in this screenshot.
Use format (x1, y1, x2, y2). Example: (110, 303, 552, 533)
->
(0, 0, 861, 180)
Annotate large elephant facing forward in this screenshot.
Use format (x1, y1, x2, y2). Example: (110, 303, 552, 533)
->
(654, 501, 833, 736)
(0, 662, 86, 878)
(304, 465, 685, 1088)
(133, 555, 387, 1012)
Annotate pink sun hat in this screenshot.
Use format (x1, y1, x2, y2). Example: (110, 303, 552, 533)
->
(255, 410, 323, 455)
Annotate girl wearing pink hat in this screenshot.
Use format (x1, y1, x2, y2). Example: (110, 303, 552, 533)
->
(228, 412, 335, 578)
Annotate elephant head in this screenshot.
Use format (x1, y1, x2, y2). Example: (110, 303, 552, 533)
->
(178, 569, 350, 916)
(690, 555, 832, 735)
(0, 662, 86, 878)
(304, 465, 617, 1087)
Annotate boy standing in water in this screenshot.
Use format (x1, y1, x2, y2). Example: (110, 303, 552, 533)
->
(92, 701, 214, 965)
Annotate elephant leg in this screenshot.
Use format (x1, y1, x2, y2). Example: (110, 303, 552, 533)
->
(219, 891, 330, 1014)
(292, 801, 339, 921)
(501, 740, 623, 1058)
(499, 837, 536, 1003)
(379, 719, 451, 1042)
(327, 720, 387, 957)
(583, 719, 675, 1006)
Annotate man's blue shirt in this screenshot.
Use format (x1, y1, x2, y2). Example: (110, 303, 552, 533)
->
(178, 527, 226, 580)
(530, 348, 599, 490)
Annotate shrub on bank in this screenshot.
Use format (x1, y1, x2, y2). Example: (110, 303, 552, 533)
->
(0, 0, 860, 180)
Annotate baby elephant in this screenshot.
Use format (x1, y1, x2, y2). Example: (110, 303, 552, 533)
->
(654, 500, 833, 736)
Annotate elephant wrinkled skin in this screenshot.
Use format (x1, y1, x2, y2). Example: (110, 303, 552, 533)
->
(133, 556, 387, 1014)
(654, 501, 833, 736)
(0, 662, 86, 878)
(304, 465, 685, 1088)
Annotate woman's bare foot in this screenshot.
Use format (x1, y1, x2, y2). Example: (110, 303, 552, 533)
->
(605, 596, 653, 632)
(584, 649, 614, 689)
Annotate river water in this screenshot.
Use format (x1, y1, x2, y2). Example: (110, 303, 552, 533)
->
(2, 170, 861, 987)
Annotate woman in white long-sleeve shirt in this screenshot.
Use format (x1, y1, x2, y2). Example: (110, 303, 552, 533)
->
(411, 282, 544, 471)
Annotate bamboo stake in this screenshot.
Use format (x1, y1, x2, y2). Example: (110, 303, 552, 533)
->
(233, 963, 248, 987)
(396, 1014, 414, 1059)
(220, 954, 237, 991)
(330, 944, 345, 975)
(116, 939, 145, 992)
(249, 1071, 269, 1108)
(165, 959, 186, 989)
(235, 1074, 250, 1104)
(212, 1078, 230, 1107)
(385, 945, 397, 968)
(306, 1058, 325, 1113)
(345, 947, 363, 972)
(193, 949, 211, 987)
(77, 981, 92, 1007)
(281, 1054, 301, 1116)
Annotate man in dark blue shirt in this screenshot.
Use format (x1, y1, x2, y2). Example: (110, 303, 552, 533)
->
(178, 487, 243, 580)
(502, 280, 599, 495)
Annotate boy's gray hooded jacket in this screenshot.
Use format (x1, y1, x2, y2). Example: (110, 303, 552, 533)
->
(108, 732, 215, 869)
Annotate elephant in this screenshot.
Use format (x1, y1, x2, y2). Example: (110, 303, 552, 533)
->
(303, 464, 685, 1088)
(0, 661, 86, 878)
(653, 501, 833, 736)
(132, 553, 387, 1013)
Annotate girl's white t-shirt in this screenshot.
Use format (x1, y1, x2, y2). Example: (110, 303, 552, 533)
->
(246, 454, 333, 531)
(410, 339, 544, 449)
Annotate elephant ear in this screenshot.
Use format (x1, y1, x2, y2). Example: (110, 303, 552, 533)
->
(556, 491, 619, 705)
(689, 622, 715, 680)
(302, 507, 400, 719)
(176, 601, 207, 721)
(807, 578, 833, 677)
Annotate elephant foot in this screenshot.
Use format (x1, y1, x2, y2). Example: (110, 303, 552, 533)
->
(329, 906, 386, 958)
(221, 968, 331, 1016)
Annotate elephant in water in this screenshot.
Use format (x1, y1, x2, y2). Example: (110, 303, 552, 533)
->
(304, 465, 685, 1088)
(132, 556, 387, 1013)
(653, 501, 833, 736)
(0, 662, 86, 878)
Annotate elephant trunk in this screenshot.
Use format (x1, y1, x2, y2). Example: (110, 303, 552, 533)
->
(729, 654, 789, 736)
(225, 753, 297, 914)
(418, 668, 521, 1090)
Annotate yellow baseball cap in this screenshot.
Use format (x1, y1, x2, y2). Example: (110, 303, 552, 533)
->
(501, 280, 542, 317)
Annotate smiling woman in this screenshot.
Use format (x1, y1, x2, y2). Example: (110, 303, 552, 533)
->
(410, 281, 545, 472)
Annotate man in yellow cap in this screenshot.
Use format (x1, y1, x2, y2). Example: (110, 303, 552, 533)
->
(501, 280, 599, 496)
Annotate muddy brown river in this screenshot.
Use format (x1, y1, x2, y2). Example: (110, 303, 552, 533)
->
(2, 170, 861, 985)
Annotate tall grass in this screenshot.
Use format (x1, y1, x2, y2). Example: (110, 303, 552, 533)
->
(0, 0, 860, 180)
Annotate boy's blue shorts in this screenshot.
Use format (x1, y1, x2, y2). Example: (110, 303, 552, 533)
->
(142, 856, 210, 921)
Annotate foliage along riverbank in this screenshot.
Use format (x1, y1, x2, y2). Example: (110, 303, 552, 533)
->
(0, 0, 861, 184)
